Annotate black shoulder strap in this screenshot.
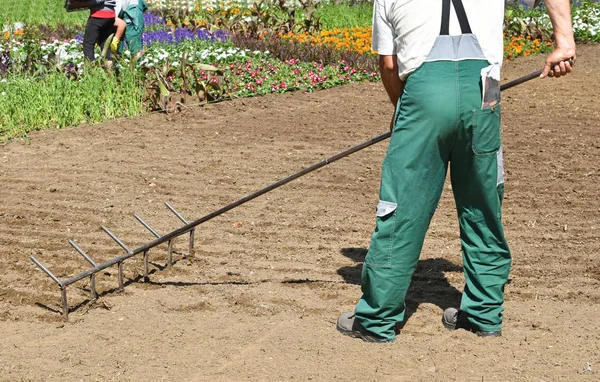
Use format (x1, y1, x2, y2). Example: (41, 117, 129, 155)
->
(440, 0, 472, 35)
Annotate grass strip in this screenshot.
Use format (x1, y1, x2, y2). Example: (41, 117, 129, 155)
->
(0, 66, 143, 142)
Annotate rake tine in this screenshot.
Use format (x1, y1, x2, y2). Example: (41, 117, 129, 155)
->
(69, 240, 97, 266)
(69, 240, 98, 300)
(60, 287, 69, 320)
(165, 202, 188, 223)
(101, 226, 131, 254)
(132, 214, 161, 280)
(143, 250, 150, 282)
(30, 256, 62, 286)
(118, 262, 124, 291)
(133, 214, 161, 238)
(167, 239, 173, 267)
(30, 257, 69, 319)
(165, 202, 194, 257)
(101, 227, 130, 290)
(133, 214, 172, 266)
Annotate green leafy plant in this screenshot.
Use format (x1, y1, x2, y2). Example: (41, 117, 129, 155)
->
(572, 0, 600, 42)
(504, 3, 553, 40)
(243, 0, 322, 35)
(138, 51, 225, 112)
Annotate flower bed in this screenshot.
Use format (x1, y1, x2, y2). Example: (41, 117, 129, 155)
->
(281, 27, 372, 55)
(504, 35, 553, 60)
(1, 0, 599, 142)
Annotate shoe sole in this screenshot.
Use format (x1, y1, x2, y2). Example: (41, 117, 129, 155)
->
(442, 308, 502, 337)
(336, 323, 391, 343)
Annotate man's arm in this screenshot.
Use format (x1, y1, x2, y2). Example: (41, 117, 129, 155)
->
(541, 0, 576, 78)
(379, 55, 405, 131)
(379, 55, 404, 105)
(111, 17, 126, 53)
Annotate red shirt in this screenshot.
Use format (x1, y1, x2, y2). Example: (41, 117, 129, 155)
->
(90, 9, 116, 18)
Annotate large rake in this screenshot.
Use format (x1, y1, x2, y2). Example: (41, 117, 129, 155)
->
(31, 66, 548, 320)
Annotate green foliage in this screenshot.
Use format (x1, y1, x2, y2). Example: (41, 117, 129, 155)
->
(504, 2, 553, 40)
(317, 2, 373, 29)
(244, 0, 323, 35)
(138, 51, 225, 112)
(504, 0, 600, 42)
(152, 0, 324, 36)
(572, 0, 600, 42)
(0, 0, 86, 28)
(224, 56, 377, 97)
(0, 65, 143, 142)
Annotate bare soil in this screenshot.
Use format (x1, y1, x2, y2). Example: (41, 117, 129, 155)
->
(1, 44, 599, 381)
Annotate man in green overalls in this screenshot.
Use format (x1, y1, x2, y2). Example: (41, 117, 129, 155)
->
(337, 0, 576, 343)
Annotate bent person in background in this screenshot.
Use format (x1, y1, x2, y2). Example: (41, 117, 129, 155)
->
(111, 0, 148, 56)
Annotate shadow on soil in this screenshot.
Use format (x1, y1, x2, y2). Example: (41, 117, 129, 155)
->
(337, 247, 463, 329)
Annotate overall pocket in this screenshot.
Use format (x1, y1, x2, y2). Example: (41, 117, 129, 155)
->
(365, 200, 397, 269)
(471, 105, 501, 155)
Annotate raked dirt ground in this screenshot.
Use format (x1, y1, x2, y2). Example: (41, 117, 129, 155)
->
(1, 44, 599, 381)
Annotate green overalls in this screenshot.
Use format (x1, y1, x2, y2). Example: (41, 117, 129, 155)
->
(118, 0, 147, 55)
(354, 0, 512, 341)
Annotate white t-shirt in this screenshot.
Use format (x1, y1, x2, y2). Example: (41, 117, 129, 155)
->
(372, 0, 505, 80)
(115, 0, 138, 16)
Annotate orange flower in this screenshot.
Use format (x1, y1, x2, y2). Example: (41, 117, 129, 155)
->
(282, 26, 374, 56)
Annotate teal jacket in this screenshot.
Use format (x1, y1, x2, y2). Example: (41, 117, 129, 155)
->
(119, 0, 148, 36)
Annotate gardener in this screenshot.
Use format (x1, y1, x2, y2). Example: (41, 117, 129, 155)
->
(82, 0, 118, 62)
(337, 0, 576, 342)
(111, 0, 148, 56)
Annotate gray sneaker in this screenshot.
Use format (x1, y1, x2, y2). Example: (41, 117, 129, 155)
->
(442, 307, 502, 337)
(336, 312, 392, 343)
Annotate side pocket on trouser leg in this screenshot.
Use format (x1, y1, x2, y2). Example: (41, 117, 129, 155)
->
(472, 105, 501, 155)
(364, 200, 397, 269)
(470, 105, 503, 219)
(354, 200, 401, 340)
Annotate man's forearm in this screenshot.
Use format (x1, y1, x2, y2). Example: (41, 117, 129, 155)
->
(545, 0, 576, 52)
(540, 0, 576, 77)
(379, 55, 405, 106)
(114, 17, 126, 41)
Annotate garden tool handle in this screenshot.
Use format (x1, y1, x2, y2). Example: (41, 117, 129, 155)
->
(500, 70, 543, 91)
(501, 58, 574, 90)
